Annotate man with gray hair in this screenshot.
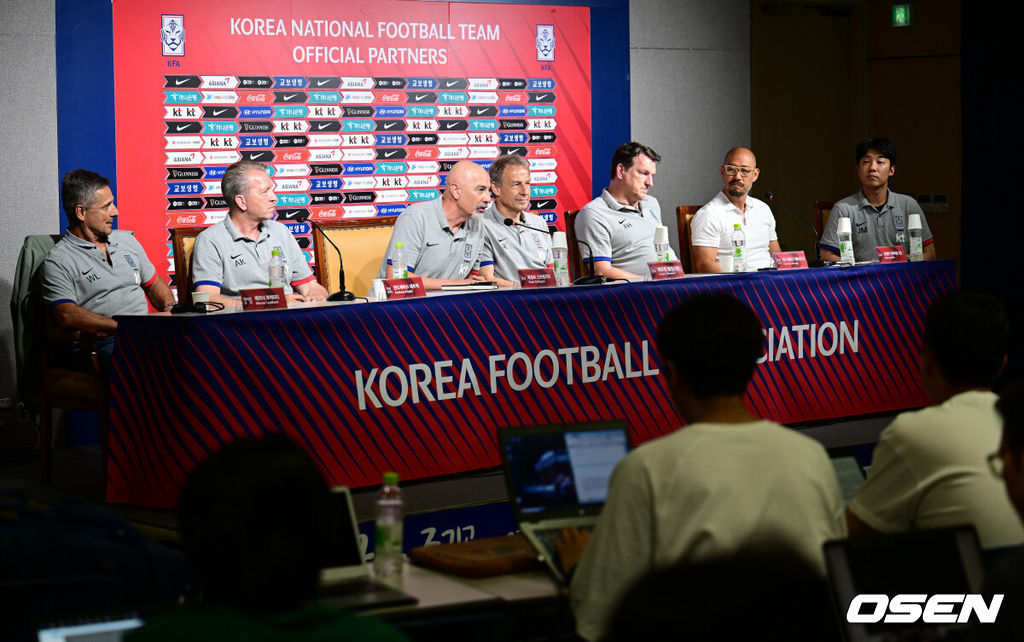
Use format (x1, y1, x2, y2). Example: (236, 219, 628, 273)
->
(477, 154, 553, 287)
(192, 161, 327, 308)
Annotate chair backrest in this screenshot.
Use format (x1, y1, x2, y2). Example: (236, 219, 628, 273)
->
(12, 235, 62, 407)
(813, 201, 835, 240)
(675, 206, 702, 274)
(169, 227, 206, 304)
(312, 217, 398, 298)
(563, 209, 585, 280)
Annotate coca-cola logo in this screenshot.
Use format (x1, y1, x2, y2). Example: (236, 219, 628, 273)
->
(176, 215, 199, 224)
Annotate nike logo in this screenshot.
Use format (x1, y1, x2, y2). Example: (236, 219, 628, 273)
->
(536, 93, 551, 101)
(230, 253, 242, 260)
(384, 150, 398, 158)
(317, 79, 330, 86)
(473, 108, 489, 115)
(383, 122, 397, 129)
(317, 123, 331, 130)
(446, 80, 459, 87)
(413, 94, 428, 101)
(176, 124, 190, 131)
(284, 94, 297, 101)
(175, 78, 189, 86)
(213, 108, 227, 116)
(81, 268, 94, 275)
(446, 122, 459, 129)
(249, 152, 267, 160)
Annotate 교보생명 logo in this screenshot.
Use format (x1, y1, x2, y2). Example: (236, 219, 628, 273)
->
(161, 14, 186, 57)
(536, 25, 554, 62)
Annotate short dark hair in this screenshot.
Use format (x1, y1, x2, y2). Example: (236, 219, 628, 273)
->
(609, 142, 661, 180)
(924, 290, 1009, 388)
(489, 153, 530, 186)
(61, 169, 110, 218)
(221, 160, 268, 209)
(657, 294, 763, 398)
(855, 138, 898, 164)
(997, 381, 1024, 456)
(178, 434, 331, 611)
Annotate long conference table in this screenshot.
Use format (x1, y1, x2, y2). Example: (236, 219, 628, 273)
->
(108, 260, 955, 508)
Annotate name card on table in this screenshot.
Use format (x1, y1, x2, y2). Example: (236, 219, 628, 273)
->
(382, 277, 426, 299)
(518, 268, 556, 289)
(875, 246, 907, 263)
(239, 287, 287, 310)
(772, 251, 809, 270)
(647, 260, 684, 281)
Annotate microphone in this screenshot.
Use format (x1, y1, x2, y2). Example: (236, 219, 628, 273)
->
(764, 191, 823, 266)
(504, 217, 606, 285)
(293, 213, 356, 302)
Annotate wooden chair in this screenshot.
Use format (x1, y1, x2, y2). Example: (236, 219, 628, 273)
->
(169, 226, 206, 304)
(11, 235, 109, 483)
(675, 206, 702, 273)
(813, 201, 835, 240)
(311, 217, 398, 298)
(562, 210, 586, 280)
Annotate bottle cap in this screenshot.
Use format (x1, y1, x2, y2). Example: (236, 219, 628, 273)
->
(271, 249, 282, 255)
(395, 241, 404, 249)
(837, 217, 852, 234)
(733, 223, 742, 230)
(908, 214, 922, 230)
(383, 471, 399, 485)
(653, 225, 669, 245)
(551, 230, 568, 250)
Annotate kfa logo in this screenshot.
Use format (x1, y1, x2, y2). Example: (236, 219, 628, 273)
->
(536, 25, 554, 62)
(847, 594, 1003, 624)
(161, 15, 186, 57)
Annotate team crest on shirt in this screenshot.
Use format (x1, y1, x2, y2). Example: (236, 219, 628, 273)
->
(123, 254, 137, 268)
(463, 243, 475, 260)
(894, 214, 905, 229)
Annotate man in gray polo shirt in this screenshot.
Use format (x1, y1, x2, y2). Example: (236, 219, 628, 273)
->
(41, 169, 175, 369)
(192, 161, 328, 308)
(820, 138, 935, 263)
(379, 159, 490, 290)
(574, 142, 676, 279)
(477, 154, 553, 287)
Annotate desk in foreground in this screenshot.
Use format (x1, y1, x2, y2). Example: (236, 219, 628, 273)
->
(108, 261, 955, 508)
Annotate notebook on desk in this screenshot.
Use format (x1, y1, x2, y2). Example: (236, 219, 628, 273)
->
(318, 486, 417, 611)
(498, 420, 631, 584)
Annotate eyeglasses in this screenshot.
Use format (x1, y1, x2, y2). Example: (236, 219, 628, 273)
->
(987, 452, 1004, 478)
(722, 164, 756, 177)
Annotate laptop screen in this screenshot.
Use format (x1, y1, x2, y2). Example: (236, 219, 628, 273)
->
(500, 421, 630, 519)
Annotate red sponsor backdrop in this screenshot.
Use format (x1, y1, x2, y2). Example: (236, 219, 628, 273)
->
(112, 0, 592, 292)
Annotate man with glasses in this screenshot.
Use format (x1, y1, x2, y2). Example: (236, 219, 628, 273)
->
(690, 147, 780, 272)
(846, 290, 1022, 549)
(820, 138, 935, 262)
(574, 141, 676, 279)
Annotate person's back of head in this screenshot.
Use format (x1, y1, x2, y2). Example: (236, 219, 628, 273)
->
(924, 290, 1009, 389)
(178, 434, 330, 612)
(656, 294, 763, 399)
(603, 544, 840, 642)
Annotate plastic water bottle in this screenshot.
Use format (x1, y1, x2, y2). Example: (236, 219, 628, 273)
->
(391, 242, 408, 279)
(731, 223, 747, 273)
(268, 249, 285, 288)
(374, 472, 404, 578)
(653, 225, 671, 262)
(837, 216, 855, 265)
(551, 231, 570, 287)
(908, 214, 924, 262)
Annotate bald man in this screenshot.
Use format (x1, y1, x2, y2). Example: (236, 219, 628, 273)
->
(379, 160, 490, 290)
(691, 147, 780, 272)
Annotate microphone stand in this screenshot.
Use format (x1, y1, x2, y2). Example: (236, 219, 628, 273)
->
(304, 218, 356, 301)
(504, 217, 606, 285)
(764, 191, 823, 267)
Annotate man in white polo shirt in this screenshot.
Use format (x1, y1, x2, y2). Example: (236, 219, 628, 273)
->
(574, 142, 676, 279)
(691, 147, 780, 272)
(379, 160, 490, 290)
(477, 154, 553, 287)
(41, 169, 175, 370)
(192, 161, 328, 309)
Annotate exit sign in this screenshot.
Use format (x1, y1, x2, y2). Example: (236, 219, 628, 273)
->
(892, 4, 913, 27)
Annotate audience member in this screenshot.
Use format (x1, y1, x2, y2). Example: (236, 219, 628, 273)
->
(847, 290, 1023, 549)
(127, 434, 407, 642)
(560, 294, 845, 641)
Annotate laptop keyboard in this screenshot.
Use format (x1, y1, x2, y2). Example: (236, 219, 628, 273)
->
(533, 524, 593, 552)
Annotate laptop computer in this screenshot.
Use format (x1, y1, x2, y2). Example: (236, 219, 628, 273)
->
(318, 486, 418, 611)
(825, 526, 987, 642)
(499, 420, 631, 583)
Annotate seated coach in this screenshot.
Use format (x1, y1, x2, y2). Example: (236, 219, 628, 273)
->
(192, 161, 328, 308)
(574, 142, 676, 279)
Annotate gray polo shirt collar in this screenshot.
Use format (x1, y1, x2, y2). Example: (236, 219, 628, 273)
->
(600, 189, 646, 215)
(856, 189, 894, 216)
(223, 215, 270, 243)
